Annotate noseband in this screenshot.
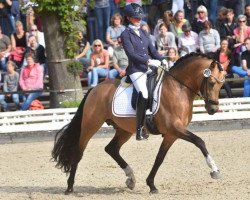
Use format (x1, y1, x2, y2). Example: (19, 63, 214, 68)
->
(200, 61, 225, 105)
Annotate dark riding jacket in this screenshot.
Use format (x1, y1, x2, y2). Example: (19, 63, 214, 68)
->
(121, 27, 162, 76)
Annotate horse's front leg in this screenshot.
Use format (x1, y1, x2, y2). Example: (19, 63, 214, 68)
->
(179, 130, 221, 179)
(146, 134, 177, 193)
(104, 129, 135, 190)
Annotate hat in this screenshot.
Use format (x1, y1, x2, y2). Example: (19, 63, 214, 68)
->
(182, 23, 192, 32)
(123, 3, 145, 19)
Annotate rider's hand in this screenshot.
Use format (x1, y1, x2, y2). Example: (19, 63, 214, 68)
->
(148, 59, 161, 68)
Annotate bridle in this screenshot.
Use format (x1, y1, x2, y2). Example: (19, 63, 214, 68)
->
(165, 60, 225, 105)
(200, 60, 225, 105)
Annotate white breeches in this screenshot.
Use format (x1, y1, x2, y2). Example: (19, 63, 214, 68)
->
(129, 72, 148, 99)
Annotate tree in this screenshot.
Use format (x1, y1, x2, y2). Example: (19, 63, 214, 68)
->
(33, 0, 86, 108)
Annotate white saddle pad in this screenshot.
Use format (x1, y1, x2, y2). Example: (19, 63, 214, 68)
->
(112, 81, 162, 117)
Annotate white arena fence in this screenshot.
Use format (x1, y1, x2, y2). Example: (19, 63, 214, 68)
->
(1, 97, 250, 133)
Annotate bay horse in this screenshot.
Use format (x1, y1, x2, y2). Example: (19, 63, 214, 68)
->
(52, 53, 225, 194)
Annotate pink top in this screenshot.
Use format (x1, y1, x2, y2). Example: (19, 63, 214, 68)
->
(19, 63, 44, 91)
(233, 27, 250, 39)
(90, 49, 109, 68)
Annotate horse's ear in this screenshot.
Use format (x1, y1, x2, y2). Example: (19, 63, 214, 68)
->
(211, 60, 223, 71)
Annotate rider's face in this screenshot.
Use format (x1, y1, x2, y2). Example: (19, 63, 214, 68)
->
(128, 16, 141, 27)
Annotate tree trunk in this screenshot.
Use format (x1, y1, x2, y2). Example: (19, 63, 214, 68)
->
(41, 12, 83, 108)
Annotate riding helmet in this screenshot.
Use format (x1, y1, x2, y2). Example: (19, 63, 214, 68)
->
(123, 3, 145, 19)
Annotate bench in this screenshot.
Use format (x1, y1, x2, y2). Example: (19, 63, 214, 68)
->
(1, 97, 250, 133)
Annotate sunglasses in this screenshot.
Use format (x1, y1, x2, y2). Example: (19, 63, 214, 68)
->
(239, 20, 246, 23)
(94, 44, 101, 47)
(198, 11, 204, 14)
(31, 29, 37, 31)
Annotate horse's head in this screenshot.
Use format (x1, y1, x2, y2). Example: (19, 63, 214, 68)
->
(200, 60, 226, 115)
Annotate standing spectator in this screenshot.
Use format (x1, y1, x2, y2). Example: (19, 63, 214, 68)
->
(156, 23, 176, 57)
(166, 47, 179, 68)
(214, 39, 235, 98)
(220, 9, 237, 51)
(0, 26, 11, 71)
(171, 0, 184, 15)
(191, 5, 208, 34)
(208, 0, 218, 26)
(147, 0, 172, 31)
(19, 53, 43, 110)
(0, 0, 14, 37)
(27, 24, 45, 48)
(87, 39, 109, 87)
(94, 0, 110, 43)
(178, 23, 198, 57)
(198, 20, 220, 57)
(169, 10, 189, 41)
(245, 3, 250, 26)
(215, 7, 228, 37)
(232, 37, 250, 97)
(218, 0, 244, 18)
(74, 31, 91, 69)
(0, 60, 20, 111)
(108, 37, 128, 79)
(106, 13, 125, 57)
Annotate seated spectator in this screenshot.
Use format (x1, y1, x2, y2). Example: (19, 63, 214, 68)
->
(106, 13, 125, 57)
(74, 31, 91, 69)
(156, 23, 177, 57)
(198, 20, 220, 57)
(19, 53, 44, 110)
(232, 37, 250, 97)
(166, 47, 179, 68)
(169, 10, 189, 41)
(0, 26, 11, 71)
(0, 61, 20, 111)
(26, 24, 45, 48)
(87, 39, 109, 87)
(178, 23, 198, 57)
(141, 23, 156, 47)
(10, 21, 27, 68)
(108, 37, 128, 79)
(191, 5, 208, 34)
(220, 9, 237, 51)
(23, 35, 46, 75)
(233, 15, 250, 56)
(214, 39, 235, 98)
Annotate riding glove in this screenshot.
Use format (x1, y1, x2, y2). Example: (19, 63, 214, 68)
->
(148, 59, 161, 67)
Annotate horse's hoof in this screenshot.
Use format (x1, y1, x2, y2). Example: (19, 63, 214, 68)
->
(125, 177, 135, 190)
(150, 189, 159, 194)
(210, 171, 221, 179)
(65, 188, 73, 195)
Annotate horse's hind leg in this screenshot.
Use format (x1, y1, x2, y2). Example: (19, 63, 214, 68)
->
(179, 130, 221, 179)
(104, 129, 135, 190)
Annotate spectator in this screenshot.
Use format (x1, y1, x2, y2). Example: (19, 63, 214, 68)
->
(178, 23, 198, 57)
(94, 0, 110, 42)
(156, 23, 176, 57)
(171, 0, 184, 15)
(0, 26, 11, 71)
(10, 20, 27, 68)
(232, 37, 250, 97)
(74, 31, 91, 69)
(198, 20, 220, 57)
(153, 10, 173, 38)
(166, 47, 179, 68)
(220, 9, 237, 50)
(108, 37, 128, 79)
(214, 39, 235, 98)
(218, 0, 244, 18)
(0, 60, 20, 111)
(147, 0, 172, 31)
(141, 23, 156, 47)
(19, 53, 43, 110)
(191, 5, 208, 34)
(27, 24, 45, 48)
(106, 13, 125, 57)
(169, 10, 189, 41)
(245, 3, 250, 26)
(233, 15, 250, 55)
(0, 0, 14, 37)
(215, 7, 228, 37)
(23, 35, 46, 75)
(87, 39, 109, 87)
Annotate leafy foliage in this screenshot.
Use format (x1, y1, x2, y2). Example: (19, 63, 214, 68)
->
(61, 100, 81, 108)
(66, 61, 83, 77)
(33, 0, 86, 58)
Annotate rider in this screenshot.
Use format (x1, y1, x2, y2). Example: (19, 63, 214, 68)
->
(121, 3, 166, 141)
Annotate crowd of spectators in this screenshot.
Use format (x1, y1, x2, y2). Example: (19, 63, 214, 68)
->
(2, 0, 250, 112)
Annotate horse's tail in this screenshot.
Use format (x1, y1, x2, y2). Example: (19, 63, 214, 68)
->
(51, 88, 93, 173)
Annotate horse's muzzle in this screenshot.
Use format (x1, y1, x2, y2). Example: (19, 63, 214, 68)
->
(205, 104, 218, 115)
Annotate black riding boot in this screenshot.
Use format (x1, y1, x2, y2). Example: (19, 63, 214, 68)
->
(136, 93, 149, 141)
